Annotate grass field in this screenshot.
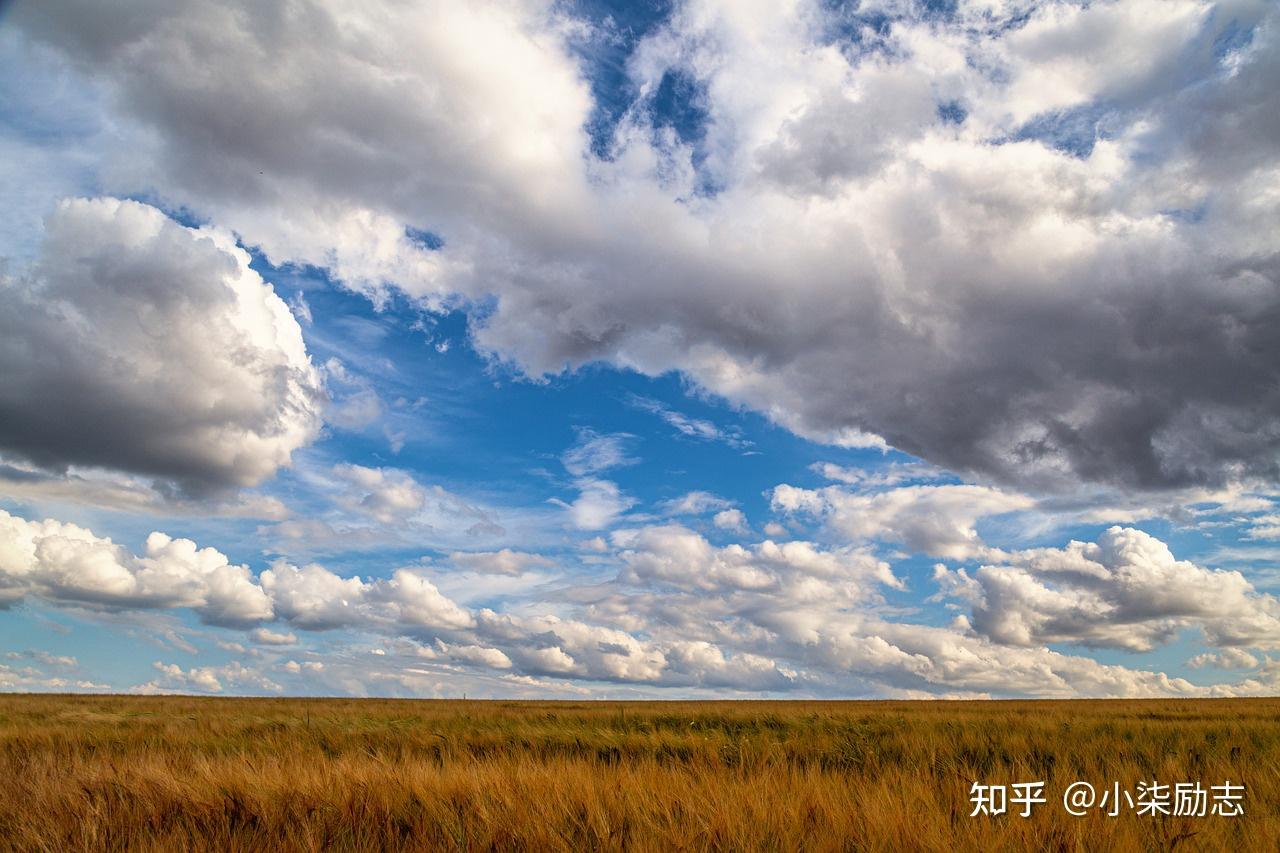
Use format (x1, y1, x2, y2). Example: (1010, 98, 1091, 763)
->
(0, 695, 1276, 851)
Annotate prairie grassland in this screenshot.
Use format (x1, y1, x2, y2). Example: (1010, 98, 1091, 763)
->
(0, 695, 1276, 852)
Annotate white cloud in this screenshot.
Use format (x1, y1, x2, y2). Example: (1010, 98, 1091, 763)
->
(279, 463, 513, 544)
(554, 478, 634, 530)
(934, 526, 1280, 652)
(628, 395, 751, 449)
(250, 627, 297, 646)
(11, 506, 1279, 698)
(447, 549, 553, 576)
(763, 521, 789, 538)
(811, 461, 947, 489)
(417, 640, 513, 671)
(139, 660, 281, 695)
(257, 561, 368, 630)
(713, 508, 748, 533)
(0, 663, 109, 692)
(5, 649, 77, 669)
(1187, 649, 1259, 670)
(660, 491, 734, 516)
(772, 482, 1034, 559)
(614, 523, 901, 599)
(327, 388, 384, 431)
(1246, 513, 1280, 541)
(333, 463, 428, 523)
(0, 509, 272, 625)
(258, 560, 475, 634)
(561, 430, 637, 477)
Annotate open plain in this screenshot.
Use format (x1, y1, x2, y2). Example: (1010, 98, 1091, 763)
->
(0, 695, 1276, 851)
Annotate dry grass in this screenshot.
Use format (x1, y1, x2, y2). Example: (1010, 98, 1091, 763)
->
(0, 695, 1276, 851)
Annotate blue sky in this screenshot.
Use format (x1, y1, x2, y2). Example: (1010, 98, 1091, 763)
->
(2, 0, 1280, 698)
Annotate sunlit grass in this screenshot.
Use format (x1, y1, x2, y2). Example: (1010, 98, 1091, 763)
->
(0, 695, 1276, 850)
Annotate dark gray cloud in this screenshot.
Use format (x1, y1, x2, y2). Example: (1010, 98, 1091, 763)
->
(0, 197, 323, 492)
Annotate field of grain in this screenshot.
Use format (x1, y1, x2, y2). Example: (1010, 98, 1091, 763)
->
(0, 695, 1276, 851)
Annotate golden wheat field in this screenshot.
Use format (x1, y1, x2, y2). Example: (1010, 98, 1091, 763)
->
(0, 695, 1276, 852)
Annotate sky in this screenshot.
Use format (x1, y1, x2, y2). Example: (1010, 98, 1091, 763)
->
(1, 0, 1279, 699)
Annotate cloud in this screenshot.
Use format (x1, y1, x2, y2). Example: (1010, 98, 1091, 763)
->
(333, 463, 428, 523)
(250, 627, 297, 646)
(628, 395, 751, 449)
(613, 523, 901, 599)
(14, 0, 1280, 491)
(139, 661, 281, 695)
(416, 640, 512, 670)
(8, 1, 1280, 699)
(257, 560, 474, 633)
(811, 461, 947, 489)
(5, 649, 78, 669)
(552, 430, 638, 530)
(289, 463, 512, 543)
(934, 526, 1280, 652)
(0, 457, 291, 518)
(9, 506, 1276, 698)
(321, 358, 386, 431)
(1187, 649, 1259, 670)
(1246, 513, 1280, 541)
(772, 482, 1034, 559)
(0, 662, 109, 692)
(0, 509, 272, 625)
(659, 490, 734, 516)
(0, 197, 323, 494)
(713, 508, 748, 533)
(580, 522, 1221, 698)
(561, 430, 637, 477)
(447, 549, 553, 576)
(554, 478, 634, 531)
(327, 388, 384, 431)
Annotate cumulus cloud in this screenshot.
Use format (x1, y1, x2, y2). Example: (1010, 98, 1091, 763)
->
(0, 509, 272, 625)
(713, 508, 748, 533)
(10, 506, 1277, 698)
(1187, 648, 1260, 670)
(258, 561, 474, 633)
(333, 463, 428, 523)
(581, 523, 1222, 698)
(0, 662, 109, 692)
(8, 0, 1278, 491)
(934, 526, 1280, 652)
(772, 482, 1034, 559)
(250, 627, 297, 646)
(139, 661, 281, 695)
(416, 641, 512, 670)
(614, 524, 901, 599)
(0, 197, 323, 493)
